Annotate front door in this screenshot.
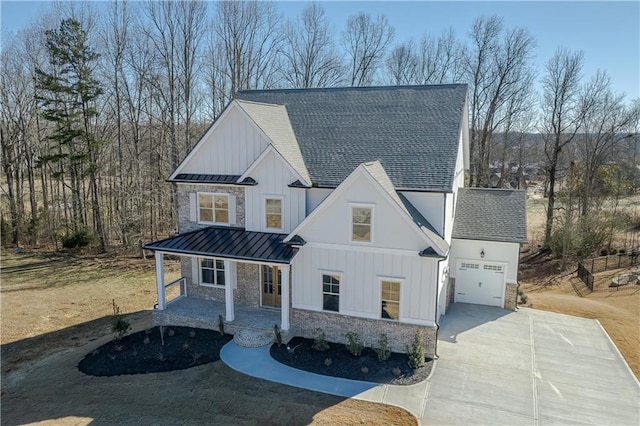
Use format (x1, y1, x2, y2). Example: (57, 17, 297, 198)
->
(261, 265, 281, 308)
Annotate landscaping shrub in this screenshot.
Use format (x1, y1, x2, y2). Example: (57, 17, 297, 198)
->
(217, 314, 224, 335)
(406, 332, 425, 369)
(111, 299, 131, 340)
(345, 332, 363, 357)
(312, 331, 329, 352)
(374, 333, 391, 362)
(274, 324, 282, 347)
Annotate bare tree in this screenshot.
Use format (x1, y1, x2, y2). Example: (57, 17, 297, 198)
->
(212, 1, 283, 95)
(342, 12, 394, 86)
(540, 47, 584, 248)
(465, 16, 536, 187)
(575, 71, 637, 217)
(280, 3, 344, 88)
(386, 40, 419, 85)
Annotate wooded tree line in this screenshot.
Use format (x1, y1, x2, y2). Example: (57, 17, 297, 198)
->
(1, 1, 638, 259)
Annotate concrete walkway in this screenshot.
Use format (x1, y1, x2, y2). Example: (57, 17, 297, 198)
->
(222, 304, 640, 425)
(220, 342, 431, 420)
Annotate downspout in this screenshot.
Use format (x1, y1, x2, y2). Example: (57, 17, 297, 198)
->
(433, 255, 448, 360)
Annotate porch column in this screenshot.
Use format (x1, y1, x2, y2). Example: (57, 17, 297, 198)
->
(155, 252, 166, 310)
(280, 264, 290, 331)
(224, 260, 235, 322)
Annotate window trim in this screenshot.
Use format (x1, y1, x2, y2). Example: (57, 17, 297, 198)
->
(199, 257, 226, 288)
(264, 195, 284, 231)
(379, 276, 403, 321)
(197, 192, 230, 225)
(320, 270, 342, 313)
(349, 203, 374, 244)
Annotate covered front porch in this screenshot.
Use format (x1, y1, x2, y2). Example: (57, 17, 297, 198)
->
(153, 296, 283, 336)
(144, 226, 300, 335)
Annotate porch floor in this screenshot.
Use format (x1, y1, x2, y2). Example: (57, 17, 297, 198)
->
(154, 296, 281, 334)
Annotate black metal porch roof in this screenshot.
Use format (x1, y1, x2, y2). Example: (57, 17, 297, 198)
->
(144, 226, 297, 264)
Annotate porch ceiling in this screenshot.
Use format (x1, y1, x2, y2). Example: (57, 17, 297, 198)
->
(144, 226, 297, 264)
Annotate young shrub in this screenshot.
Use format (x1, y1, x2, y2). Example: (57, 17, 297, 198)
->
(182, 342, 190, 350)
(167, 329, 175, 337)
(111, 299, 131, 340)
(345, 332, 363, 357)
(274, 324, 282, 347)
(406, 332, 425, 369)
(312, 331, 329, 352)
(189, 330, 196, 338)
(520, 293, 529, 304)
(217, 314, 225, 335)
(361, 366, 369, 374)
(143, 336, 150, 345)
(374, 333, 391, 362)
(392, 367, 402, 377)
(324, 357, 333, 367)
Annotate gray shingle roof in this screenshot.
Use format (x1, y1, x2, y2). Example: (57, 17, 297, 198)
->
(236, 100, 311, 185)
(235, 84, 467, 191)
(144, 226, 297, 264)
(453, 189, 527, 243)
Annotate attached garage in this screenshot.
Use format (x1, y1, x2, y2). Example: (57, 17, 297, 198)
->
(454, 261, 506, 307)
(449, 188, 528, 310)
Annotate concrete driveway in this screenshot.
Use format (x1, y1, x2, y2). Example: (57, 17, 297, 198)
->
(424, 303, 640, 425)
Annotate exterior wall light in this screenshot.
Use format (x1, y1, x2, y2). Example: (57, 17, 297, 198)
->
(480, 249, 485, 259)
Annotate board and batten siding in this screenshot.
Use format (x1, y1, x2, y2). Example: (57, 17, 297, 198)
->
(300, 174, 428, 250)
(292, 245, 438, 325)
(450, 239, 520, 283)
(244, 150, 306, 233)
(178, 105, 270, 175)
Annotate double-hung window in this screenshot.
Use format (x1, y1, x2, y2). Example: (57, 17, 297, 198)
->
(351, 206, 372, 242)
(201, 259, 225, 287)
(198, 193, 229, 224)
(265, 198, 282, 230)
(381, 280, 400, 320)
(322, 273, 340, 312)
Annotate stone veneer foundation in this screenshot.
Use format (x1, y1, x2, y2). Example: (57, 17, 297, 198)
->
(291, 309, 437, 357)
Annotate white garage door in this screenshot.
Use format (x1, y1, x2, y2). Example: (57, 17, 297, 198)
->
(455, 261, 505, 307)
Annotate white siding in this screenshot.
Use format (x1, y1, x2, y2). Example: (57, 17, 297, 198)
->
(445, 131, 467, 241)
(306, 188, 332, 215)
(179, 105, 269, 175)
(398, 192, 445, 236)
(292, 245, 438, 324)
(244, 150, 306, 233)
(300, 174, 427, 251)
(449, 239, 520, 283)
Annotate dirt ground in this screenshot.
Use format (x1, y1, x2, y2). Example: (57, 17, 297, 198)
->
(1, 251, 416, 425)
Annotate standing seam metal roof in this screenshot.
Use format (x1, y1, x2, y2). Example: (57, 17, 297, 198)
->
(143, 227, 298, 264)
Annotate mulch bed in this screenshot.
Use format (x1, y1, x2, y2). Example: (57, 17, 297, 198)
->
(270, 337, 433, 386)
(78, 326, 232, 376)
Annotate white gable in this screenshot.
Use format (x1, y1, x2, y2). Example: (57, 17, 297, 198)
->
(288, 164, 435, 252)
(170, 102, 270, 178)
(244, 149, 306, 233)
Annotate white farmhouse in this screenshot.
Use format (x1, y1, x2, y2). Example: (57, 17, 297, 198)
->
(144, 85, 527, 355)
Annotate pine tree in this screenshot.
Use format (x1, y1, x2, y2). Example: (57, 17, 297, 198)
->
(35, 18, 107, 252)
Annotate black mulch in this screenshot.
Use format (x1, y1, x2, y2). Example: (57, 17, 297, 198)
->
(270, 337, 433, 386)
(78, 326, 232, 377)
